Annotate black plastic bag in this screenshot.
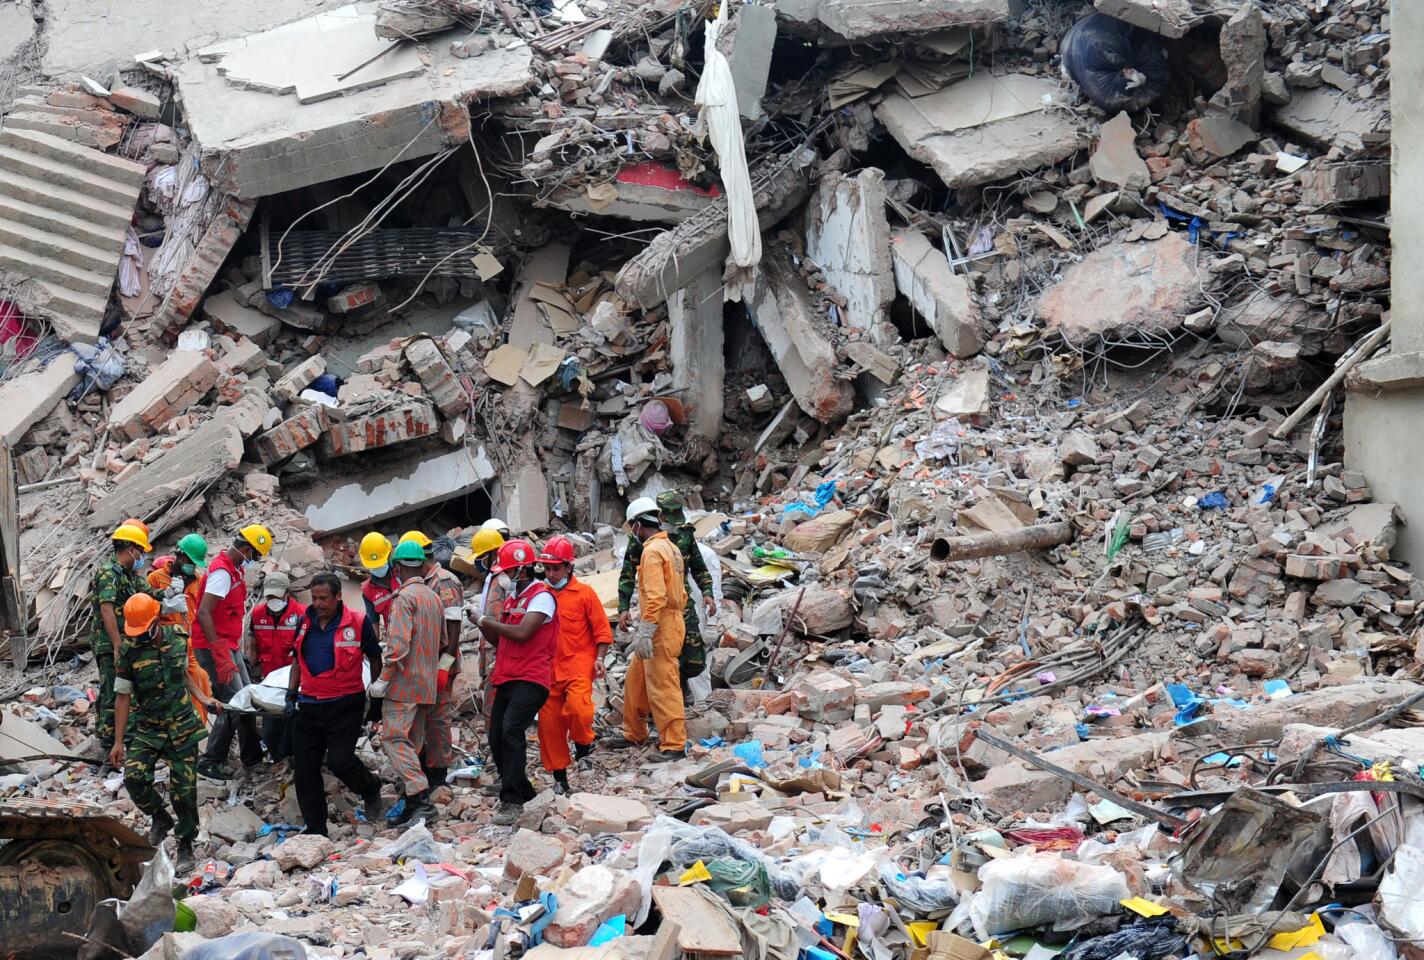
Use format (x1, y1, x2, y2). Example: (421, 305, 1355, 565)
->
(1059, 919, 1188, 960)
(1061, 13, 1170, 113)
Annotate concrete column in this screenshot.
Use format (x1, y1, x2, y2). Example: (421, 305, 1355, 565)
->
(669, 267, 726, 439)
(1343, 0, 1424, 566)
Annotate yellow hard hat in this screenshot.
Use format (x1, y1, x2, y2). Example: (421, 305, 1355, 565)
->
(112, 523, 153, 552)
(470, 527, 504, 557)
(239, 523, 274, 557)
(359, 532, 392, 570)
(399, 530, 433, 549)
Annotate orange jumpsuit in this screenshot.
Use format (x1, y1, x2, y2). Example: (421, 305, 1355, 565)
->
(147, 568, 212, 723)
(538, 576, 612, 772)
(622, 532, 687, 752)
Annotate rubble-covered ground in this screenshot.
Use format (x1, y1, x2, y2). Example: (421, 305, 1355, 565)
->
(2, 0, 1423, 959)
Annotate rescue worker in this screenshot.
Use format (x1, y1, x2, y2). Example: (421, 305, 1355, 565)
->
(465, 527, 505, 734)
(359, 532, 396, 631)
(370, 540, 444, 825)
(175, 534, 208, 628)
(535, 535, 611, 794)
(193, 525, 273, 780)
(90, 522, 156, 758)
(110, 594, 223, 872)
(475, 539, 558, 825)
(616, 491, 716, 697)
(283, 572, 384, 836)
(248, 572, 305, 762)
(609, 501, 688, 761)
(480, 517, 511, 538)
(401, 531, 465, 796)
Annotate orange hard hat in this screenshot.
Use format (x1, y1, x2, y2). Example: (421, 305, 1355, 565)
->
(123, 594, 161, 636)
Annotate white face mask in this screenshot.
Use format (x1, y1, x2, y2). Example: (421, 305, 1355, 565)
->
(370, 563, 390, 578)
(549, 576, 570, 590)
(266, 598, 286, 611)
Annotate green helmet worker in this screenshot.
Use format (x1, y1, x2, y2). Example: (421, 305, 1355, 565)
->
(177, 533, 208, 573)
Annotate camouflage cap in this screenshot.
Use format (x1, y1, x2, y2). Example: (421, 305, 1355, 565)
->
(655, 490, 686, 522)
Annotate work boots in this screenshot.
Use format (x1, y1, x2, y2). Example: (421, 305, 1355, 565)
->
(174, 840, 195, 874)
(147, 812, 174, 847)
(395, 789, 437, 825)
(575, 742, 594, 773)
(362, 788, 385, 823)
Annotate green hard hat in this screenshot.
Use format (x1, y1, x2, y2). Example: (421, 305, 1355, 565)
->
(392, 539, 426, 566)
(177, 533, 208, 566)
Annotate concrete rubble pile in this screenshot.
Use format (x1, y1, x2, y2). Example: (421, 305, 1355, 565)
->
(3, 0, 1424, 959)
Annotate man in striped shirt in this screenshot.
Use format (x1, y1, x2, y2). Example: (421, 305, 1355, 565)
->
(370, 539, 444, 824)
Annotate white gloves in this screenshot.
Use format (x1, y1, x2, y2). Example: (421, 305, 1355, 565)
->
(630, 620, 656, 659)
(368, 679, 389, 699)
(160, 594, 188, 615)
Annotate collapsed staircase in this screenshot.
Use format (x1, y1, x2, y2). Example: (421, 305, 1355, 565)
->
(0, 124, 145, 343)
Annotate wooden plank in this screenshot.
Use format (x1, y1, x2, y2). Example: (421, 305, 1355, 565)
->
(648, 920, 681, 960)
(650, 885, 742, 956)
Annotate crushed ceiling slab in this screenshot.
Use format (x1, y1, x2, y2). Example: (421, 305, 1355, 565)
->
(1038, 233, 1202, 341)
(177, 4, 535, 198)
(1271, 87, 1388, 152)
(296, 446, 496, 535)
(876, 72, 1087, 189)
(776, 0, 1009, 41)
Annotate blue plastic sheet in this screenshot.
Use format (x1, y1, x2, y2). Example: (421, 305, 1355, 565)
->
(589, 914, 626, 946)
(733, 739, 766, 769)
(783, 479, 838, 519)
(1198, 491, 1229, 510)
(1166, 683, 1207, 725)
(266, 289, 294, 309)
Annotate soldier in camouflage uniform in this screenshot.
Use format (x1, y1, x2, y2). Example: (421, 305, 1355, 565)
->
(109, 593, 220, 872)
(617, 491, 717, 693)
(91, 523, 158, 755)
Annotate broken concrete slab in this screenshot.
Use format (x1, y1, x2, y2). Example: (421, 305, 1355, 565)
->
(889, 228, 982, 358)
(545, 165, 721, 223)
(107, 350, 219, 440)
(176, 4, 535, 198)
(1216, 4, 1266, 126)
(1090, 112, 1149, 191)
(804, 169, 895, 337)
(615, 153, 814, 311)
(204, 289, 282, 347)
(253, 405, 329, 466)
(777, 0, 1009, 41)
(502, 461, 551, 534)
(876, 73, 1087, 190)
(317, 399, 440, 459)
(1039, 233, 1201, 341)
(753, 251, 854, 423)
(1272, 87, 1389, 152)
(1199, 681, 1423, 742)
(0, 356, 79, 446)
(974, 731, 1167, 814)
(935, 363, 990, 419)
(404, 337, 468, 418)
(90, 416, 247, 532)
(295, 446, 496, 535)
(669, 267, 726, 439)
(1186, 113, 1257, 159)
(1093, 0, 1193, 38)
(722, 3, 778, 119)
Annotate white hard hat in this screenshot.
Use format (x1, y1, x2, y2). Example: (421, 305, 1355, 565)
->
(625, 497, 660, 525)
(480, 518, 510, 534)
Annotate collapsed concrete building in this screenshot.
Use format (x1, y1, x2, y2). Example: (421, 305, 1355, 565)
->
(2, 0, 1423, 957)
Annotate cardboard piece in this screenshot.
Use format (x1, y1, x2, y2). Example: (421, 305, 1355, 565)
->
(520, 342, 567, 387)
(484, 344, 529, 386)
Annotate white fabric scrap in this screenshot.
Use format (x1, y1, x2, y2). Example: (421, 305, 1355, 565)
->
(695, 5, 759, 294)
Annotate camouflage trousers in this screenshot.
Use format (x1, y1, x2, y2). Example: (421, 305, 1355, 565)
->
(95, 644, 116, 750)
(678, 606, 706, 686)
(124, 737, 199, 842)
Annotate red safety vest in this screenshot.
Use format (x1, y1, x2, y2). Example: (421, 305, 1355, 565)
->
(250, 600, 307, 678)
(362, 577, 394, 627)
(491, 581, 558, 689)
(190, 551, 246, 652)
(295, 606, 368, 700)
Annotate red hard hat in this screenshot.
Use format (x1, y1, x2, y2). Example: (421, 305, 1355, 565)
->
(538, 535, 576, 565)
(153, 554, 175, 571)
(491, 538, 537, 574)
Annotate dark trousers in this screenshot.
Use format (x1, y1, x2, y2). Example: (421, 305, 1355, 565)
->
(262, 716, 292, 760)
(196, 648, 263, 767)
(293, 692, 380, 836)
(489, 680, 548, 807)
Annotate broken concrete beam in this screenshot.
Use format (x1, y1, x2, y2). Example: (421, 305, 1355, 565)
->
(108, 87, 161, 119)
(403, 337, 468, 417)
(669, 267, 725, 439)
(1038, 233, 1200, 341)
(804, 169, 895, 337)
(90, 415, 246, 532)
(777, 0, 1009, 41)
(1272, 87, 1389, 152)
(253, 405, 329, 465)
(0, 356, 79, 445)
(1093, 0, 1193, 37)
(274, 356, 325, 403)
(889, 229, 982, 358)
(753, 251, 854, 423)
(107, 350, 219, 440)
(545, 168, 720, 224)
(152, 194, 256, 338)
(317, 400, 439, 459)
(1200, 680, 1423, 742)
(295, 446, 496, 535)
(178, 9, 535, 198)
(615, 153, 813, 311)
(502, 461, 551, 534)
(722, 3, 777, 119)
(1216, 4, 1265, 126)
(204, 289, 282, 347)
(1299, 162, 1389, 207)
(974, 731, 1167, 814)
(876, 73, 1086, 190)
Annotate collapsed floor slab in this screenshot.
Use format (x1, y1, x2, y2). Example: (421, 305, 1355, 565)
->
(889, 228, 982, 358)
(752, 251, 854, 423)
(176, 4, 535, 198)
(776, 0, 1009, 40)
(876, 73, 1087, 189)
(295, 446, 496, 535)
(0, 355, 79, 446)
(805, 168, 895, 337)
(1272, 87, 1389, 152)
(1038, 233, 1202, 341)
